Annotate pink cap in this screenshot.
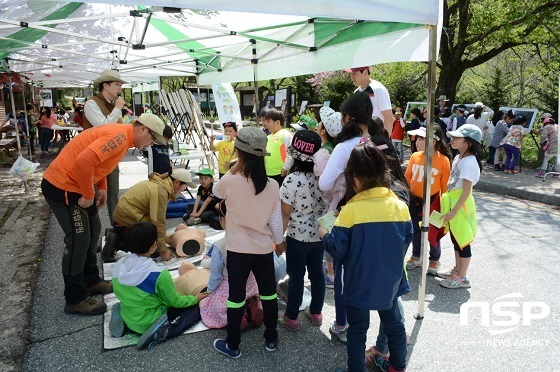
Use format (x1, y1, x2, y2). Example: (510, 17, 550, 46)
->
(343, 66, 370, 73)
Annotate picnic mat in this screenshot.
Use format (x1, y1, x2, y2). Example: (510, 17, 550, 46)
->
(101, 223, 311, 350)
(102, 269, 210, 350)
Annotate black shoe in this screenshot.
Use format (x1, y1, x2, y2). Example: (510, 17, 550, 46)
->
(102, 231, 118, 263)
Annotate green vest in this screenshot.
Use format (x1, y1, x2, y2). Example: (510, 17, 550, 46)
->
(265, 129, 290, 176)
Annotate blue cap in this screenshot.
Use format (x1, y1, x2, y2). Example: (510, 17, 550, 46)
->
(446, 124, 482, 144)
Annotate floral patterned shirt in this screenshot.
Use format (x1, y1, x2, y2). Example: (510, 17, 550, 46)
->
(280, 171, 325, 242)
(500, 124, 524, 149)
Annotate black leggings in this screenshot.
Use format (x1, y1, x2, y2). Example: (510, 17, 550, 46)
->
(451, 233, 472, 258)
(226, 251, 278, 350)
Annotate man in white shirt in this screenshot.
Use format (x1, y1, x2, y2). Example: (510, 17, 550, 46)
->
(344, 66, 393, 134)
(83, 69, 128, 225)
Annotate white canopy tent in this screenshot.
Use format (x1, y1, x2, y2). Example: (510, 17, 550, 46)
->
(1, 1, 441, 87)
(1, 0, 443, 317)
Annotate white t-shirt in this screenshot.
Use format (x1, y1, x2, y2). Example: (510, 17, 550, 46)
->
(318, 136, 362, 192)
(355, 79, 392, 120)
(280, 171, 325, 242)
(447, 155, 481, 191)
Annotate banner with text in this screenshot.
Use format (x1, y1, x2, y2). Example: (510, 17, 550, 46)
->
(211, 83, 242, 127)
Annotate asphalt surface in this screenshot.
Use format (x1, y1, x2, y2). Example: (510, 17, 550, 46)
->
(22, 151, 560, 371)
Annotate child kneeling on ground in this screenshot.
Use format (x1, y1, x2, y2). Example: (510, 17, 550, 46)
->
(111, 221, 208, 349)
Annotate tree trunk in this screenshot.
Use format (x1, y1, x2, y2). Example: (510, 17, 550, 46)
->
(436, 62, 465, 104)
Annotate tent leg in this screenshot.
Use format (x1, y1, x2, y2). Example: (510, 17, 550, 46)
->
(8, 76, 22, 157)
(415, 24, 438, 320)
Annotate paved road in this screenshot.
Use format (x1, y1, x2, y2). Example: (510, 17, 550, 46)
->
(22, 189, 560, 372)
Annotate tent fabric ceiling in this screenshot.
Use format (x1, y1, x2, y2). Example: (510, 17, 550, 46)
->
(0, 0, 441, 87)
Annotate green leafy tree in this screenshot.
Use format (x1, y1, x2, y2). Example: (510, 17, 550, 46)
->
(310, 71, 354, 111)
(374, 62, 428, 109)
(438, 0, 560, 102)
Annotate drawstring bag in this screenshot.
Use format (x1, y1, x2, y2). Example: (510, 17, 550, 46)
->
(9, 156, 39, 181)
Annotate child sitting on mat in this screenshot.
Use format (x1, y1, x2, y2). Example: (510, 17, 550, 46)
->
(111, 221, 207, 349)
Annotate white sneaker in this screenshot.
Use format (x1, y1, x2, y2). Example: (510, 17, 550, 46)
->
(329, 320, 349, 343)
(440, 274, 471, 289)
(405, 257, 421, 270)
(186, 217, 202, 226)
(427, 261, 440, 276)
(437, 267, 458, 279)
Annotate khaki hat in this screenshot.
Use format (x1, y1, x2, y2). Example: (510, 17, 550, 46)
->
(437, 95, 449, 101)
(171, 169, 197, 188)
(93, 69, 127, 90)
(234, 126, 270, 156)
(136, 113, 166, 144)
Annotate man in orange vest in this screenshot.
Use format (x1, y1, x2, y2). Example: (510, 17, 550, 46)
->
(83, 69, 128, 225)
(41, 114, 166, 316)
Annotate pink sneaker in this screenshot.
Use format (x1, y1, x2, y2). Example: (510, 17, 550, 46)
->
(278, 314, 300, 332)
(303, 307, 322, 326)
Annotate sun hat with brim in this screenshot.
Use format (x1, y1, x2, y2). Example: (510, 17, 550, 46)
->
(287, 130, 321, 162)
(93, 69, 127, 91)
(195, 168, 214, 177)
(136, 113, 166, 144)
(234, 126, 270, 156)
(541, 113, 553, 120)
(446, 124, 482, 144)
(407, 127, 440, 140)
(171, 169, 197, 188)
(437, 95, 449, 101)
(319, 106, 342, 138)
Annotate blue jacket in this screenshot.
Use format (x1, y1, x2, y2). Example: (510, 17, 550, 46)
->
(323, 187, 412, 311)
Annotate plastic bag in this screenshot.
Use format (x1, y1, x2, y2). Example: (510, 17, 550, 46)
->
(9, 156, 40, 181)
(274, 254, 287, 283)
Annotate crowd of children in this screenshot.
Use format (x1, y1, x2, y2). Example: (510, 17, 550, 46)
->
(67, 88, 538, 372)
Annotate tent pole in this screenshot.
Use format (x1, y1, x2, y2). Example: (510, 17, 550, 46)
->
(252, 39, 259, 126)
(8, 75, 22, 157)
(22, 81, 32, 161)
(415, 24, 437, 320)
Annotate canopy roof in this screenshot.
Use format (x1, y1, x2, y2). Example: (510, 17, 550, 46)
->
(0, 1, 441, 87)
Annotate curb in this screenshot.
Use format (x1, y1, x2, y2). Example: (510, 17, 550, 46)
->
(475, 178, 560, 207)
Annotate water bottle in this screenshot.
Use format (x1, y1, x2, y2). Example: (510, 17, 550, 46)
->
(297, 115, 318, 130)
